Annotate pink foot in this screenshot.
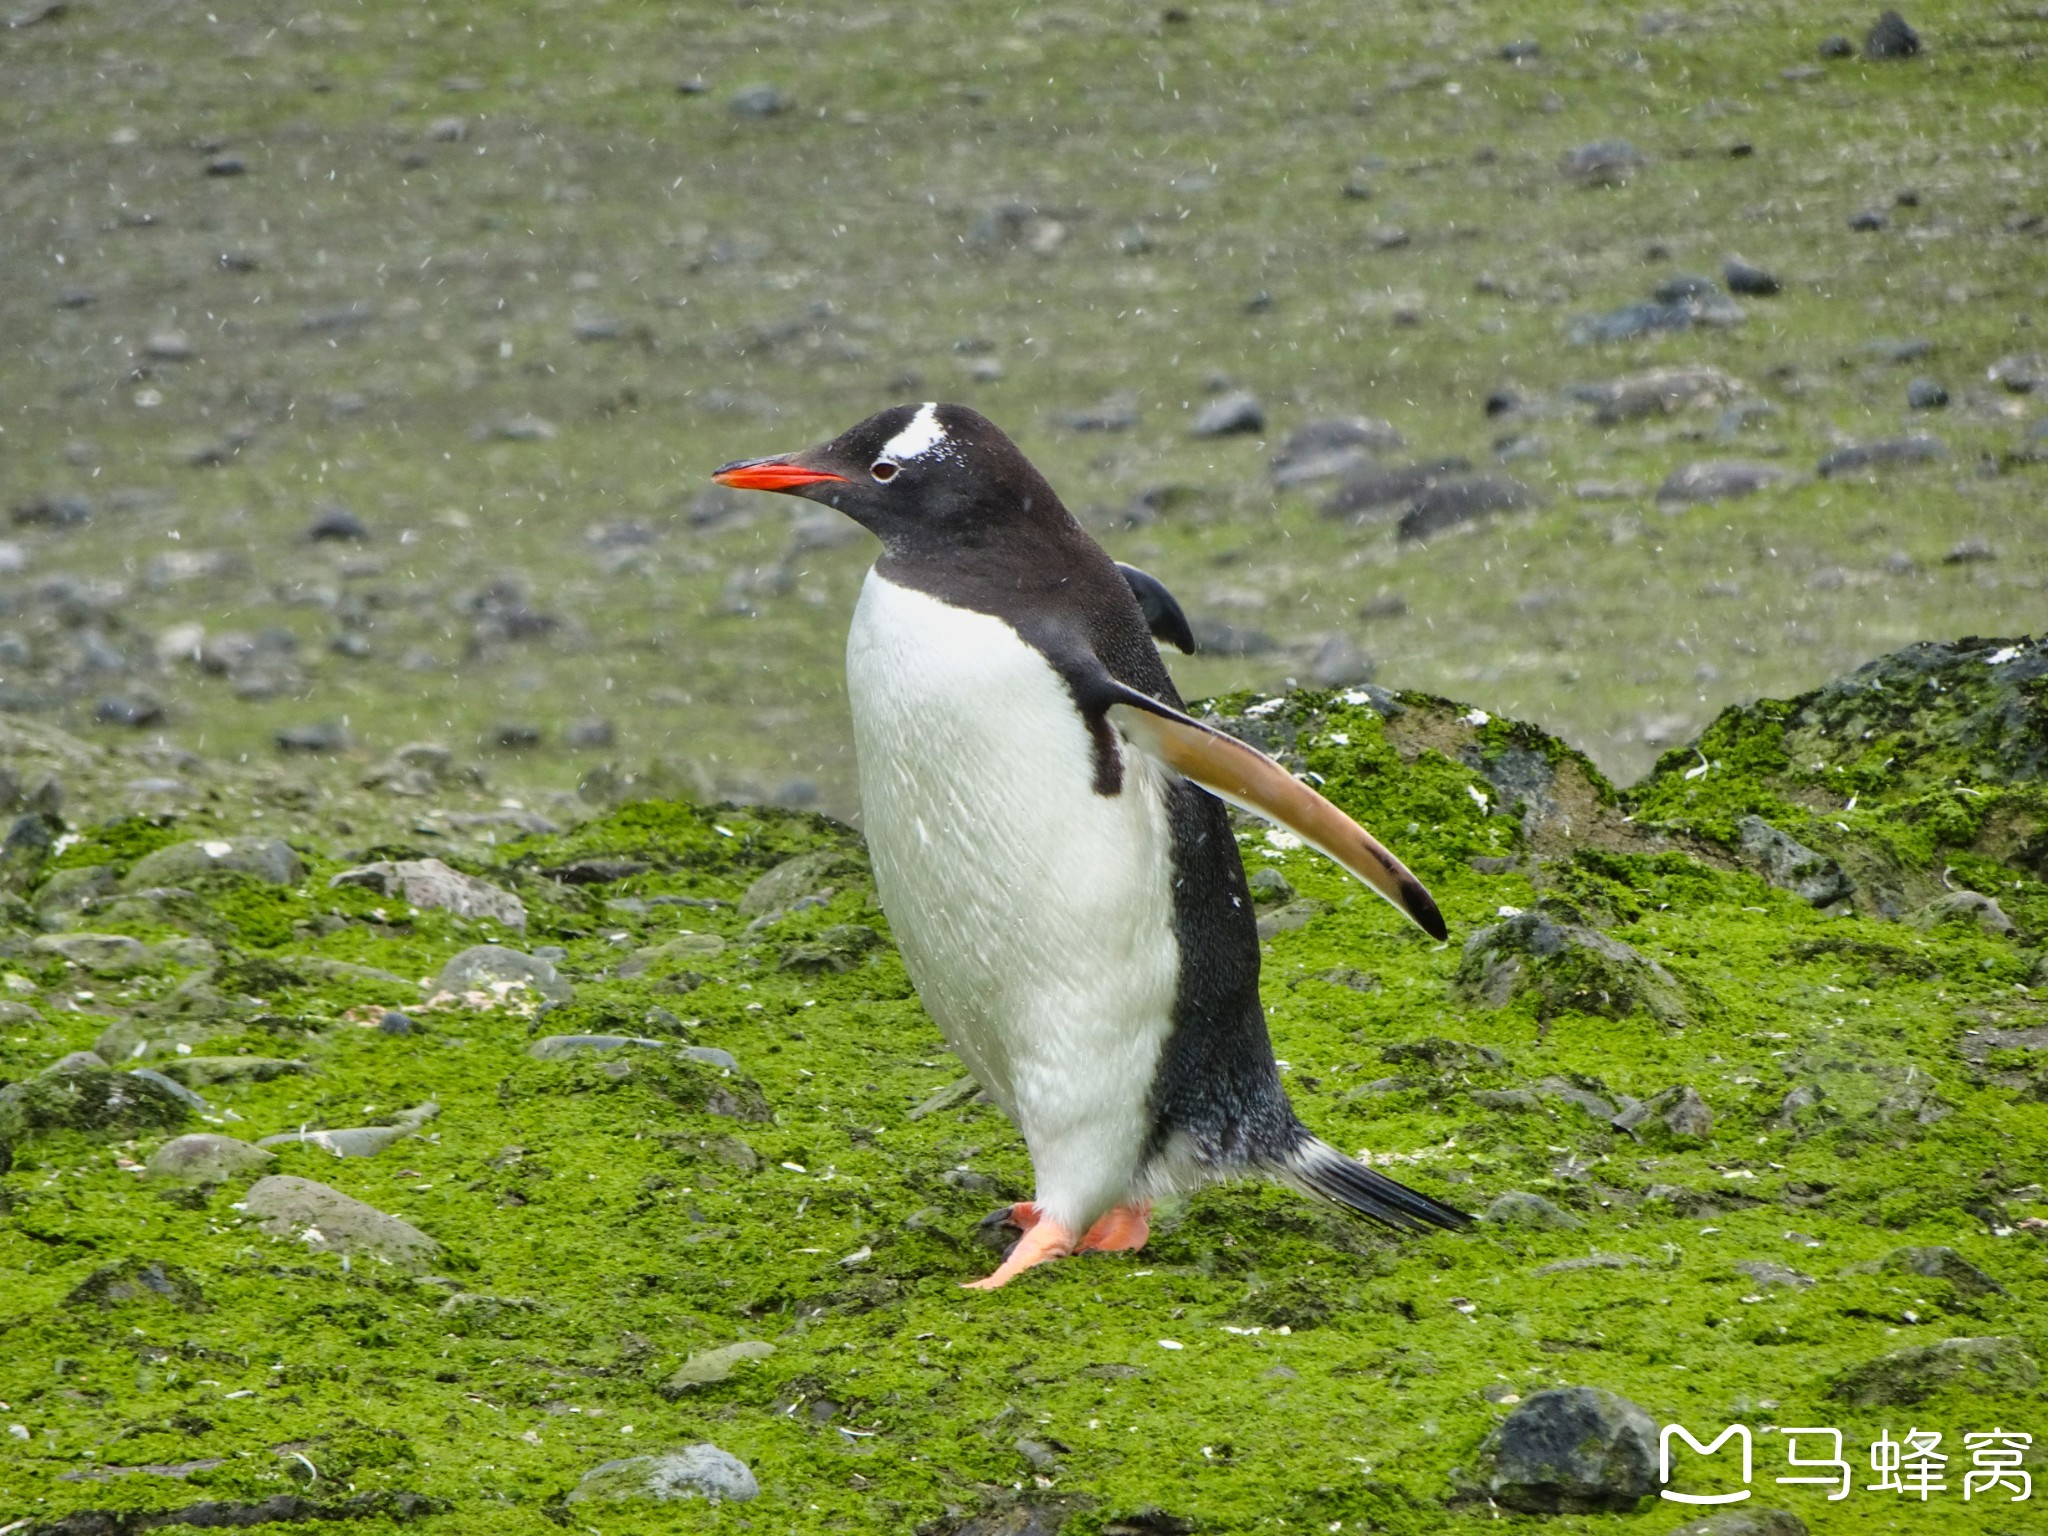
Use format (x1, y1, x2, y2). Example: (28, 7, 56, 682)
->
(963, 1216, 1078, 1289)
(1078, 1202, 1152, 1253)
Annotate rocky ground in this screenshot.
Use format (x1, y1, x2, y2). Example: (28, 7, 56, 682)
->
(0, 633, 2043, 1534)
(2, 1, 2046, 818)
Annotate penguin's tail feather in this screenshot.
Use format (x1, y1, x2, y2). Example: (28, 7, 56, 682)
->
(1282, 1136, 1472, 1233)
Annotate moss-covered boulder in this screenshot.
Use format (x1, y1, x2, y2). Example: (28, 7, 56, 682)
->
(1827, 1335, 2041, 1406)
(123, 836, 305, 889)
(1456, 907, 1690, 1025)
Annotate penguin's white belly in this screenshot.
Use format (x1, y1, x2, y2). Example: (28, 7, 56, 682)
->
(846, 568, 1180, 1225)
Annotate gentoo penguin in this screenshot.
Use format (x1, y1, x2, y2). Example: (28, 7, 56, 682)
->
(715, 403, 1469, 1288)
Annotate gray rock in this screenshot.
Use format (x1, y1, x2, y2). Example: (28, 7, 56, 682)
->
(660, 1340, 775, 1394)
(1570, 295, 1743, 344)
(1477, 1386, 1658, 1513)
(1864, 10, 1919, 59)
(564, 1445, 759, 1506)
(142, 1127, 283, 1174)
(1722, 257, 1781, 296)
(680, 1046, 740, 1071)
(30, 933, 154, 977)
(618, 933, 728, 976)
(1881, 1246, 2004, 1296)
(124, 837, 303, 889)
(306, 505, 370, 542)
(1655, 460, 1792, 506)
(1829, 1336, 2038, 1406)
(1583, 364, 1747, 424)
(1188, 617, 1277, 657)
(1736, 816, 1854, 906)
(1254, 899, 1324, 942)
(1667, 1512, 1809, 1536)
(329, 858, 526, 931)
(728, 84, 789, 118)
(257, 1126, 412, 1158)
(1396, 473, 1544, 542)
(1943, 537, 1996, 564)
(1733, 1259, 1813, 1290)
(1269, 417, 1405, 487)
(1320, 458, 1473, 519)
(1190, 390, 1264, 438)
(433, 944, 572, 1003)
(1906, 377, 1949, 409)
(1820, 34, 1856, 58)
(528, 1034, 669, 1060)
(126, 1069, 209, 1110)
(1988, 352, 2047, 393)
(1910, 890, 2013, 935)
(739, 849, 856, 917)
(1534, 1254, 1643, 1275)
(1303, 634, 1373, 688)
(64, 1258, 208, 1312)
(1457, 911, 1688, 1026)
(1483, 1191, 1586, 1230)
(1052, 393, 1140, 432)
(1562, 140, 1643, 187)
(1816, 434, 1944, 476)
(778, 924, 883, 974)
(237, 1175, 440, 1270)
(1614, 1084, 1714, 1140)
(907, 1076, 984, 1121)
(275, 721, 351, 753)
(1849, 208, 1889, 232)
(0, 1061, 193, 1144)
(1247, 867, 1296, 905)
(160, 1056, 308, 1087)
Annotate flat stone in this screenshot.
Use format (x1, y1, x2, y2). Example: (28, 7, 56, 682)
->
(124, 838, 303, 889)
(1483, 1191, 1586, 1230)
(618, 933, 727, 976)
(1910, 890, 2013, 935)
(147, 1133, 277, 1183)
(1458, 912, 1688, 1026)
(1829, 1336, 2038, 1407)
(1477, 1386, 1658, 1513)
(159, 1056, 309, 1087)
(528, 1034, 669, 1060)
(1269, 417, 1405, 487)
(1396, 474, 1545, 542)
(1655, 460, 1792, 506)
(1816, 434, 1944, 476)
(1189, 390, 1264, 437)
(1733, 1259, 1813, 1290)
(1667, 1512, 1809, 1536)
(564, 1445, 759, 1506)
(30, 933, 155, 977)
(1736, 816, 1853, 907)
(739, 850, 856, 917)
(433, 944, 572, 1003)
(0, 1062, 193, 1144)
(660, 1340, 776, 1394)
(257, 1125, 412, 1158)
(1880, 1245, 2004, 1296)
(237, 1174, 441, 1271)
(64, 1258, 208, 1312)
(329, 858, 525, 931)
(1582, 364, 1748, 424)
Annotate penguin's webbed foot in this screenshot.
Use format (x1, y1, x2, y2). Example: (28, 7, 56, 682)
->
(962, 1216, 1077, 1289)
(1077, 1201, 1151, 1253)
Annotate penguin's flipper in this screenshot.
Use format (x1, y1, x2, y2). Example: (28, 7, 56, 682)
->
(1103, 686, 1447, 941)
(1115, 563, 1196, 655)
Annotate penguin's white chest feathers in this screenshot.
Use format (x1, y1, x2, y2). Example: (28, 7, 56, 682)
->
(846, 568, 1181, 1223)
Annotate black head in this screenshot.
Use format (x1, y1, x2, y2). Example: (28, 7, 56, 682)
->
(712, 403, 1068, 556)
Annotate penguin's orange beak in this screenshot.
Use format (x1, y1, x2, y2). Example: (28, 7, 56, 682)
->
(712, 456, 850, 492)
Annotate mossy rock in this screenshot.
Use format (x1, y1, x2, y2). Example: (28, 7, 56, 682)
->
(1455, 909, 1689, 1025)
(63, 1257, 209, 1312)
(0, 1060, 194, 1145)
(1827, 1334, 2041, 1406)
(123, 836, 306, 890)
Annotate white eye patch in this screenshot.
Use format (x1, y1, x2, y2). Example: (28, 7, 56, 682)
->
(879, 401, 948, 462)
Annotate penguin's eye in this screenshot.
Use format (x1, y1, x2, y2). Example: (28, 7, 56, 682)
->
(869, 459, 900, 483)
